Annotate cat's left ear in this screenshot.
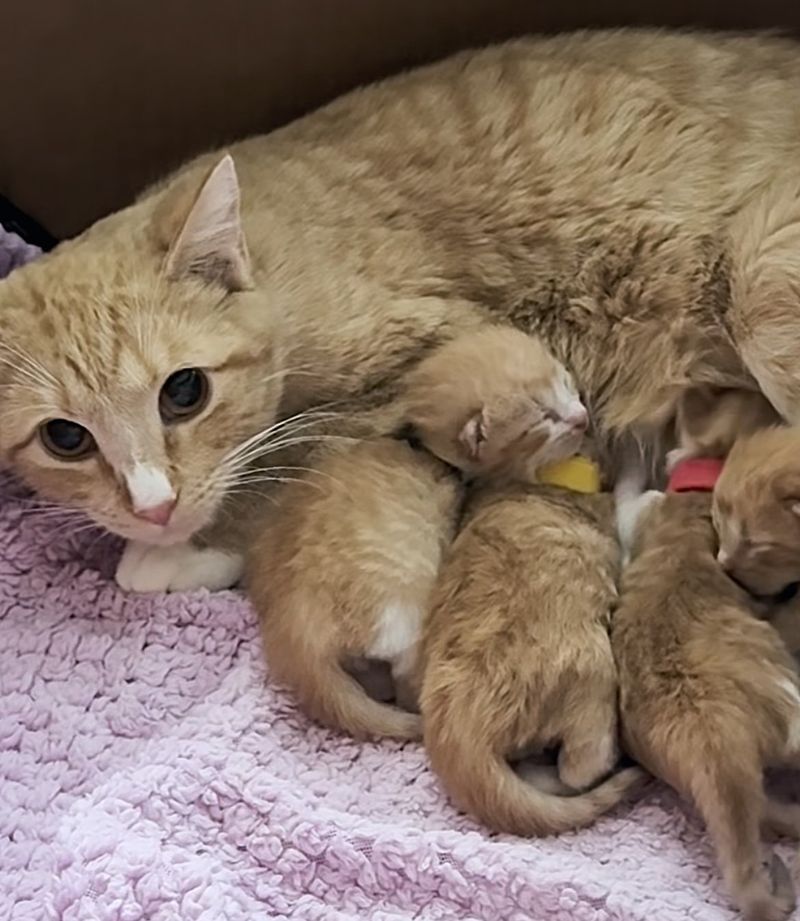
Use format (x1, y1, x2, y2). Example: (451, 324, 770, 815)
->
(163, 154, 253, 291)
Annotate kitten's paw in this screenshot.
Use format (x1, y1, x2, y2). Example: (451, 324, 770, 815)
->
(116, 541, 243, 593)
(665, 448, 691, 474)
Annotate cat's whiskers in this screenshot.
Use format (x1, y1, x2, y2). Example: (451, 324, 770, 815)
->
(0, 351, 57, 394)
(216, 465, 345, 492)
(220, 407, 346, 469)
(0, 340, 59, 387)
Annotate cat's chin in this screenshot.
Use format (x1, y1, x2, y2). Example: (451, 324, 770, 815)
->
(106, 514, 212, 548)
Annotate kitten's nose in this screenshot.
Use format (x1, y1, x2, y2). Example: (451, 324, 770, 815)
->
(133, 499, 177, 527)
(566, 406, 589, 431)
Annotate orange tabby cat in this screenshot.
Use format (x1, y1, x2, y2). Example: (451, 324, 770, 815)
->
(5, 32, 800, 590)
(248, 326, 587, 739)
(613, 391, 799, 921)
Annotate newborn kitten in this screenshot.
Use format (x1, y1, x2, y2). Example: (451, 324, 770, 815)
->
(613, 391, 798, 921)
(616, 387, 779, 554)
(713, 427, 800, 602)
(614, 493, 799, 921)
(666, 386, 780, 473)
(416, 334, 643, 836)
(421, 479, 643, 836)
(247, 326, 585, 740)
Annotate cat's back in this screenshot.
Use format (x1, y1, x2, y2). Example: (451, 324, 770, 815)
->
(230, 29, 800, 229)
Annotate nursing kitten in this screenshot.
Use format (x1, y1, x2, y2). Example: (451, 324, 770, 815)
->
(713, 427, 800, 601)
(421, 480, 644, 836)
(417, 336, 643, 836)
(7, 32, 800, 591)
(613, 493, 800, 921)
(616, 387, 779, 554)
(666, 386, 781, 473)
(613, 391, 799, 921)
(248, 326, 585, 740)
(714, 426, 800, 661)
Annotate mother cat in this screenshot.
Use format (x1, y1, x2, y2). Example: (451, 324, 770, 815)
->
(1, 28, 800, 591)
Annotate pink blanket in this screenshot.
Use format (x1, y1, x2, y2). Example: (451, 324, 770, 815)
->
(0, 225, 793, 920)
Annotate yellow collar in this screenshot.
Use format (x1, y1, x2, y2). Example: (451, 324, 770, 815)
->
(537, 456, 601, 494)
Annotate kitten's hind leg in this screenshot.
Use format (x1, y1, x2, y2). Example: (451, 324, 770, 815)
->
(557, 695, 619, 792)
(392, 646, 421, 713)
(692, 749, 795, 921)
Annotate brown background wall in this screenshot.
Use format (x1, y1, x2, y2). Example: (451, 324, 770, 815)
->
(3, 0, 800, 238)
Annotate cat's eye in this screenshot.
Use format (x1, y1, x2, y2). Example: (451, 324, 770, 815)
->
(39, 419, 96, 460)
(159, 368, 210, 423)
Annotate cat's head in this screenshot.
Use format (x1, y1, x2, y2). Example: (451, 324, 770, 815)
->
(399, 326, 587, 478)
(712, 426, 800, 595)
(0, 156, 286, 544)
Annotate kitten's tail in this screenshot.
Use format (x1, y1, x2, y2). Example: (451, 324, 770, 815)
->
(425, 729, 645, 837)
(298, 655, 422, 741)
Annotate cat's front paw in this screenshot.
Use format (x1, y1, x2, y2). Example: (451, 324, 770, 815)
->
(115, 540, 243, 593)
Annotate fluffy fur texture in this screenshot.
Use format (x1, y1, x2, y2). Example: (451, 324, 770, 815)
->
(5, 31, 800, 588)
(249, 326, 586, 739)
(714, 427, 800, 597)
(613, 491, 800, 921)
(421, 480, 640, 837)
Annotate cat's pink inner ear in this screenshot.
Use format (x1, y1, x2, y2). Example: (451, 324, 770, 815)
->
(164, 154, 253, 291)
(458, 409, 488, 460)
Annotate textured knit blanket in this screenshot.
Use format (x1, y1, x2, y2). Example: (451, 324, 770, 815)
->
(0, 224, 795, 921)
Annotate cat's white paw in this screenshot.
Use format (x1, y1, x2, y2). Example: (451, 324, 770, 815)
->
(115, 540, 243, 593)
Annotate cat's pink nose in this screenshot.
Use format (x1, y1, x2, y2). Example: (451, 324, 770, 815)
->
(567, 406, 589, 431)
(133, 499, 177, 527)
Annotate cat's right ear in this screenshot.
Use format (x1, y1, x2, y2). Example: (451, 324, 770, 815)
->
(155, 154, 253, 291)
(459, 409, 489, 459)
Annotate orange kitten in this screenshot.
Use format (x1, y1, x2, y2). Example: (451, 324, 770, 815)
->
(614, 491, 799, 921)
(616, 386, 779, 554)
(613, 391, 799, 920)
(408, 336, 643, 836)
(420, 476, 643, 835)
(666, 386, 781, 473)
(247, 326, 586, 740)
(713, 427, 800, 601)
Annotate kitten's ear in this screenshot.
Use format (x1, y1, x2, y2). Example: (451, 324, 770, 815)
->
(162, 155, 252, 291)
(775, 472, 800, 513)
(459, 409, 489, 459)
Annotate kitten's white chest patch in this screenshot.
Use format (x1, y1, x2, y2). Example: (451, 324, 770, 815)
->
(125, 464, 175, 511)
(369, 601, 423, 661)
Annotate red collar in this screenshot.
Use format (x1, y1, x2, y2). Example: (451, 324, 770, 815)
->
(666, 457, 725, 493)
